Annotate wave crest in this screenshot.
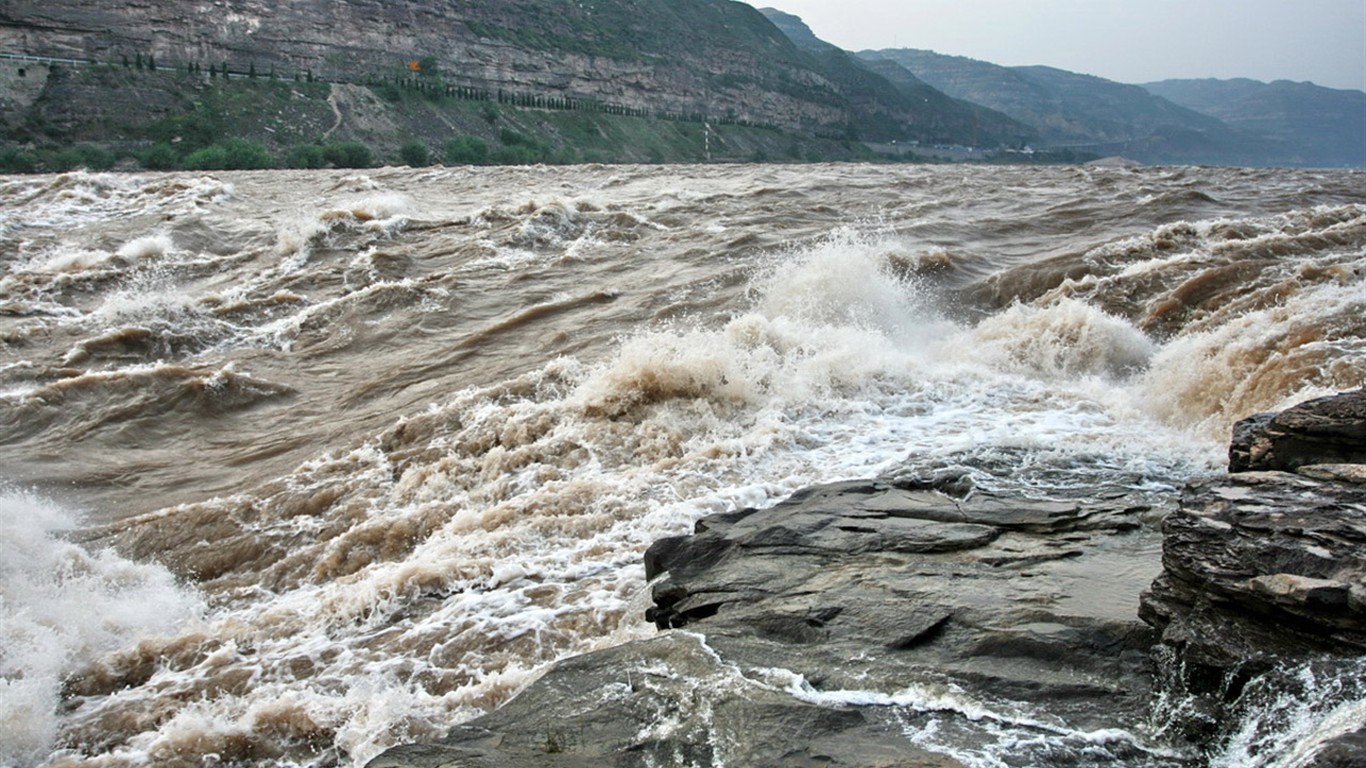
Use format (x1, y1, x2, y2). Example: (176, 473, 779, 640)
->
(970, 298, 1154, 379)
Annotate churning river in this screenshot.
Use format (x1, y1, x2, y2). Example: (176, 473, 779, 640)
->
(1, 163, 1363, 767)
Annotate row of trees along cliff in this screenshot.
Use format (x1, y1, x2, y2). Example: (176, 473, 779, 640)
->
(2, 51, 927, 173)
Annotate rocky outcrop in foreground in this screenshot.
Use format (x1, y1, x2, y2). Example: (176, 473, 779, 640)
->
(1143, 390, 1366, 673)
(1140, 390, 1366, 758)
(370, 391, 1366, 768)
(1139, 473, 1366, 673)
(371, 474, 1176, 767)
(1228, 389, 1366, 473)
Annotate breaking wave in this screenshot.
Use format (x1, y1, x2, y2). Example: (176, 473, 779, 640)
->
(0, 164, 1361, 766)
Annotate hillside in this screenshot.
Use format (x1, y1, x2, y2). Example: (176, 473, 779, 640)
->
(0, 0, 855, 134)
(0, 58, 886, 172)
(5, 2, 1355, 169)
(760, 9, 1035, 149)
(857, 48, 1268, 164)
(1142, 78, 1366, 168)
(0, 0, 1036, 170)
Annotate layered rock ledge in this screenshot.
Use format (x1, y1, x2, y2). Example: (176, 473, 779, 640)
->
(1143, 390, 1366, 675)
(1228, 389, 1366, 474)
(1139, 390, 1366, 758)
(371, 475, 1177, 767)
(1139, 472, 1366, 674)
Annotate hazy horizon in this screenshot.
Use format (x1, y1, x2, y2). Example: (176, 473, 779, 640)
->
(748, 0, 1366, 92)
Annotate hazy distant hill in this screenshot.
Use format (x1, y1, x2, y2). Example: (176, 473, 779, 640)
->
(858, 49, 1250, 159)
(857, 48, 1366, 168)
(760, 9, 1035, 148)
(1142, 79, 1366, 168)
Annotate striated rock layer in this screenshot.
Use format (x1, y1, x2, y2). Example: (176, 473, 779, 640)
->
(1139, 472, 1366, 674)
(1140, 390, 1366, 761)
(1145, 389, 1366, 678)
(0, 0, 852, 134)
(1228, 389, 1366, 473)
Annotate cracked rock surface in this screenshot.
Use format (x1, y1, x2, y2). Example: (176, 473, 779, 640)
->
(371, 474, 1175, 767)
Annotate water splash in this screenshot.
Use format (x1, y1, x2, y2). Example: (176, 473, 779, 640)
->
(2, 165, 1361, 767)
(0, 491, 202, 766)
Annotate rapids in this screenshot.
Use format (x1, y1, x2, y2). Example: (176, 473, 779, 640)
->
(1, 163, 1362, 767)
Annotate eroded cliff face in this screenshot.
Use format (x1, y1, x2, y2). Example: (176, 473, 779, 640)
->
(0, 0, 852, 134)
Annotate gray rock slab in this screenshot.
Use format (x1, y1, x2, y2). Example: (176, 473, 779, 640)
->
(1229, 389, 1366, 472)
(1139, 471, 1366, 674)
(366, 632, 963, 768)
(369, 476, 1176, 767)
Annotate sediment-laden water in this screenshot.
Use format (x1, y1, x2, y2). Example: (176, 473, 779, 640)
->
(1, 163, 1362, 767)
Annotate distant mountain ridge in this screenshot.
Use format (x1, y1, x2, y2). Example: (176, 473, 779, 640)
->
(1142, 78, 1366, 168)
(0, 0, 1031, 153)
(856, 47, 1362, 168)
(758, 9, 1035, 147)
(857, 48, 1260, 164)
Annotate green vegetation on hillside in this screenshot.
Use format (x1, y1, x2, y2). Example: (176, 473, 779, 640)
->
(9, 1, 1354, 169)
(0, 142, 115, 173)
(1, 62, 880, 173)
(0, 3, 1123, 172)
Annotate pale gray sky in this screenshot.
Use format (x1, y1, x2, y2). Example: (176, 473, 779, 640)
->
(747, 0, 1366, 91)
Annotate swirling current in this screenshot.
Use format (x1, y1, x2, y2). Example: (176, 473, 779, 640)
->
(1, 163, 1363, 767)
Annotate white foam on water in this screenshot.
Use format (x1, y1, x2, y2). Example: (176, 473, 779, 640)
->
(276, 191, 412, 258)
(1141, 277, 1366, 438)
(0, 241, 144, 308)
(21, 232, 176, 278)
(0, 172, 231, 231)
(1209, 661, 1366, 768)
(90, 276, 199, 327)
(16, 214, 1348, 767)
(752, 226, 935, 338)
(0, 491, 202, 767)
(1217, 698, 1366, 768)
(114, 234, 176, 262)
(461, 244, 545, 272)
(25, 248, 118, 276)
(968, 298, 1155, 380)
(741, 659, 1186, 767)
(1015, 203, 1366, 439)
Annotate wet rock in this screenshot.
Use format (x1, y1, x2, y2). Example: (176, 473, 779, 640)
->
(644, 479, 1162, 717)
(1143, 390, 1366, 758)
(1228, 389, 1366, 472)
(366, 632, 963, 768)
(1307, 728, 1366, 768)
(643, 478, 1140, 636)
(1139, 471, 1366, 677)
(1298, 463, 1366, 485)
(371, 476, 1174, 767)
(1148, 389, 1366, 682)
